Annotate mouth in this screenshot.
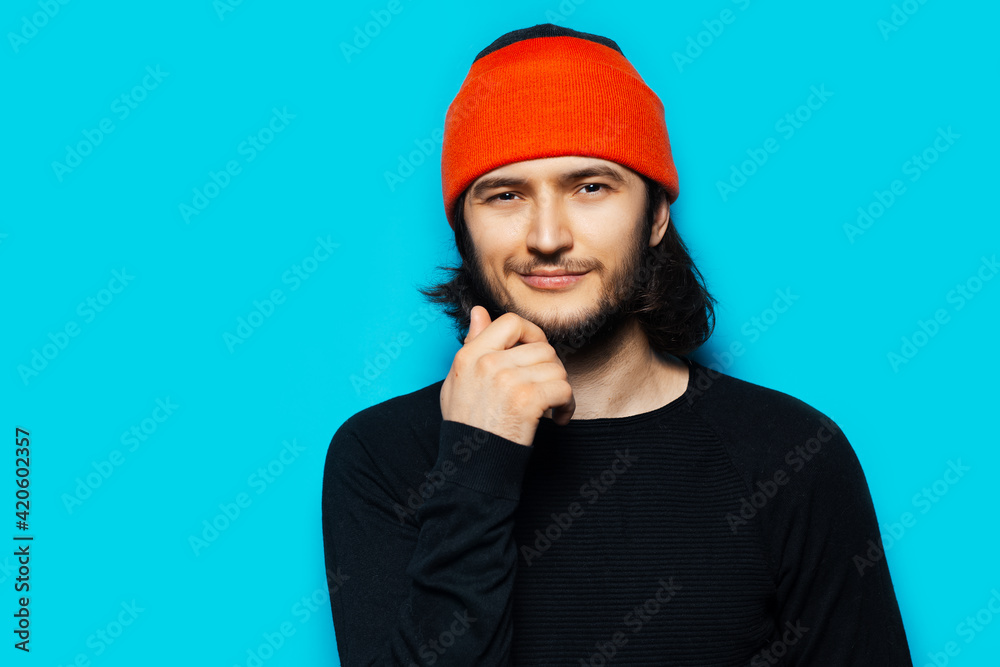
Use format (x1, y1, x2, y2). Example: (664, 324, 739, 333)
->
(519, 270, 590, 290)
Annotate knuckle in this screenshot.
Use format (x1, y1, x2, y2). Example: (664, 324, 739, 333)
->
(476, 352, 500, 374)
(534, 342, 557, 360)
(509, 385, 535, 411)
(493, 365, 514, 386)
(497, 311, 521, 326)
(559, 383, 574, 401)
(453, 347, 472, 369)
(544, 361, 567, 379)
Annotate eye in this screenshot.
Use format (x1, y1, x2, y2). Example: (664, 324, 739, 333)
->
(487, 191, 520, 203)
(486, 184, 611, 203)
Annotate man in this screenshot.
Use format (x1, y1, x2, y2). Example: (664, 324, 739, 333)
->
(322, 23, 913, 666)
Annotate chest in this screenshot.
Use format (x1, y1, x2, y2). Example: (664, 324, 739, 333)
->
(509, 439, 777, 665)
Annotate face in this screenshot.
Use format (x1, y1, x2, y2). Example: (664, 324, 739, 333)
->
(461, 155, 670, 356)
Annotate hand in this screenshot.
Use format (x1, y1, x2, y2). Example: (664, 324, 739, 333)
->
(440, 306, 576, 446)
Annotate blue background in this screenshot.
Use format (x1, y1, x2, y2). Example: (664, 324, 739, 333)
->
(2, 0, 997, 665)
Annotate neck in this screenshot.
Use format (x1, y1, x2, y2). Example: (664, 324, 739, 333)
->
(559, 317, 690, 420)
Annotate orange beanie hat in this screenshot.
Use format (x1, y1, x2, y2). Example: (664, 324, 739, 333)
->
(441, 24, 679, 230)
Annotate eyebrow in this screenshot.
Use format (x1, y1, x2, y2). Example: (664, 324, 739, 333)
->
(469, 164, 627, 201)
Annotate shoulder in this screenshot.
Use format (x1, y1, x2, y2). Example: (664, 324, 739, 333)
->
(684, 360, 881, 560)
(324, 378, 445, 476)
(335, 378, 445, 442)
(685, 359, 840, 435)
(684, 359, 857, 478)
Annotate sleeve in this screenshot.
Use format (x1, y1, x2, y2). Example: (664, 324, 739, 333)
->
(321, 418, 533, 667)
(760, 415, 913, 666)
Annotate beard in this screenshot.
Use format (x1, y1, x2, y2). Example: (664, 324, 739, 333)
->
(463, 211, 648, 360)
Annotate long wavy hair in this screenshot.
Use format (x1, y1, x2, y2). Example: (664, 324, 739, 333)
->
(418, 174, 716, 357)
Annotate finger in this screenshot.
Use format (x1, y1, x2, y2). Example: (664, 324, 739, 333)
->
(540, 379, 576, 425)
(512, 360, 570, 384)
(468, 311, 548, 352)
(502, 364, 573, 413)
(484, 341, 560, 369)
(486, 362, 569, 395)
(551, 399, 575, 425)
(465, 305, 492, 343)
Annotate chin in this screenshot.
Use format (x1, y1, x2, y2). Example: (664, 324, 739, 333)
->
(512, 301, 604, 336)
(508, 294, 591, 323)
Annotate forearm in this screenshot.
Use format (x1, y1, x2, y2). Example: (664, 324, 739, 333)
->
(323, 420, 532, 666)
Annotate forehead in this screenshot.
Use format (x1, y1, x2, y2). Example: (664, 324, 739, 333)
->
(469, 155, 635, 185)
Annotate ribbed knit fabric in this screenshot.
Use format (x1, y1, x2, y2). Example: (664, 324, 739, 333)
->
(441, 25, 680, 230)
(321, 357, 913, 666)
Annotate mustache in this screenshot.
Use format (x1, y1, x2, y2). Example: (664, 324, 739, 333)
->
(507, 260, 603, 275)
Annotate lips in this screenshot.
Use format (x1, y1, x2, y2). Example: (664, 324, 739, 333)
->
(526, 269, 588, 277)
(519, 270, 589, 289)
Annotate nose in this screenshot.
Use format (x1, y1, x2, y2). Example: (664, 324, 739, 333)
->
(525, 190, 573, 256)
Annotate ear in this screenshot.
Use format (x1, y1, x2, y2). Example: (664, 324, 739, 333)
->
(648, 191, 670, 246)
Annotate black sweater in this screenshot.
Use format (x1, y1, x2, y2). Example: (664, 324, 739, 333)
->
(321, 357, 913, 666)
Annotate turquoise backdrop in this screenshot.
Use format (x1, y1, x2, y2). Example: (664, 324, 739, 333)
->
(2, 0, 997, 665)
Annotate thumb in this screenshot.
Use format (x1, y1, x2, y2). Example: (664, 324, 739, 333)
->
(465, 305, 491, 343)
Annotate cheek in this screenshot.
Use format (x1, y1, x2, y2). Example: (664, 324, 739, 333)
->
(469, 226, 522, 266)
(469, 241, 512, 286)
(574, 228, 624, 270)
